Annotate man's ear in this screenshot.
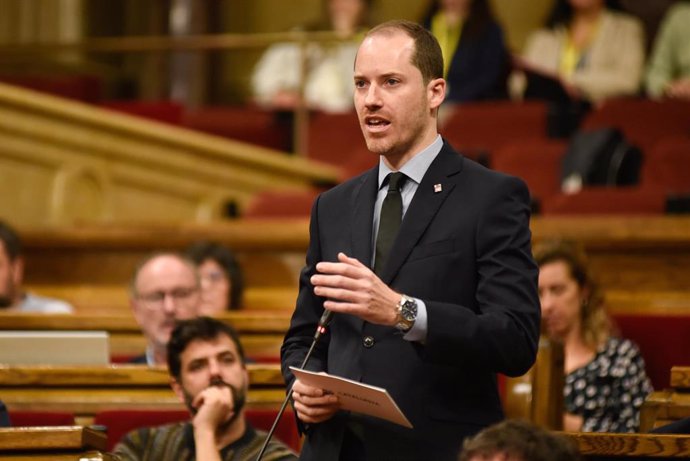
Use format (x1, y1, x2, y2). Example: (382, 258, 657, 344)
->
(427, 77, 446, 111)
(170, 377, 185, 404)
(11, 256, 24, 287)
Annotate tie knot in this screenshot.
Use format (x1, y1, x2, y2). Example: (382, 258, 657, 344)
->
(387, 172, 406, 193)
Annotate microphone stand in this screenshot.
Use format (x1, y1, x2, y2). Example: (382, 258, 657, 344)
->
(255, 310, 333, 461)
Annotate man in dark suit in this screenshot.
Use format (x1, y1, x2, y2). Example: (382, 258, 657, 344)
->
(280, 20, 540, 461)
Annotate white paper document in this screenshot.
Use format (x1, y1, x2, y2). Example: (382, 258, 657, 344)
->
(290, 366, 413, 428)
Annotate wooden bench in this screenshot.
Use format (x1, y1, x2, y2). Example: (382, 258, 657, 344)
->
(17, 216, 690, 315)
(0, 426, 113, 460)
(641, 367, 690, 433)
(565, 431, 690, 459)
(0, 337, 563, 429)
(0, 312, 290, 361)
(0, 364, 286, 427)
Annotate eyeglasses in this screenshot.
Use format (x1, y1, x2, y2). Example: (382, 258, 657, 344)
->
(137, 286, 198, 307)
(200, 270, 227, 285)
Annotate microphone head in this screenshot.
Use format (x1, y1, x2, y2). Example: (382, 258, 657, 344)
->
(319, 309, 334, 327)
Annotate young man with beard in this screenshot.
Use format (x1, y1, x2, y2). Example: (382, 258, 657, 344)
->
(281, 19, 540, 461)
(113, 317, 297, 461)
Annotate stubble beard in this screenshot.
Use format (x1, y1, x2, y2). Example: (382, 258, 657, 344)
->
(184, 378, 247, 433)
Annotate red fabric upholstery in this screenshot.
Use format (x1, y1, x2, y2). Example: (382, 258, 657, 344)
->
(581, 98, 690, 155)
(94, 408, 300, 453)
(306, 111, 377, 180)
(611, 314, 690, 391)
(643, 137, 690, 193)
(440, 101, 549, 162)
(541, 186, 666, 215)
(99, 100, 184, 125)
(0, 75, 103, 103)
(243, 188, 321, 218)
(182, 106, 292, 151)
(491, 139, 567, 205)
(9, 411, 75, 427)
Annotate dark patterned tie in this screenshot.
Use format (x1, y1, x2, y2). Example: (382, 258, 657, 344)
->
(374, 172, 406, 275)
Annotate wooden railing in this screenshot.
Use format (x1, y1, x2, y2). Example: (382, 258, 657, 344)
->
(641, 366, 690, 433)
(565, 432, 690, 459)
(0, 426, 113, 460)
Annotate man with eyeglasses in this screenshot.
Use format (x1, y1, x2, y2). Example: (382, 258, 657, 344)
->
(129, 252, 201, 366)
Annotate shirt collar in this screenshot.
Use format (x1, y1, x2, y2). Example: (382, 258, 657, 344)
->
(377, 135, 443, 189)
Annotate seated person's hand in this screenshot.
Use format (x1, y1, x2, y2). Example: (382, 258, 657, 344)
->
(192, 386, 235, 431)
(292, 378, 340, 424)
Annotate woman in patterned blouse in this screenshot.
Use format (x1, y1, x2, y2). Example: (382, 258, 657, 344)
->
(535, 240, 653, 432)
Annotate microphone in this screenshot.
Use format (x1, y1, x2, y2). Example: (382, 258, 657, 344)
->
(314, 308, 334, 341)
(255, 309, 334, 461)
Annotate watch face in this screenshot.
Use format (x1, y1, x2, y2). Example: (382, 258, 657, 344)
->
(401, 298, 417, 321)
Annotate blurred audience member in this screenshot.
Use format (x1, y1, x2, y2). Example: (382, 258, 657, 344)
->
(0, 400, 10, 427)
(0, 220, 73, 313)
(511, 0, 645, 103)
(251, 0, 371, 113)
(535, 240, 652, 432)
(129, 252, 200, 366)
(423, 0, 509, 103)
(459, 419, 582, 461)
(645, 1, 690, 100)
(185, 241, 244, 314)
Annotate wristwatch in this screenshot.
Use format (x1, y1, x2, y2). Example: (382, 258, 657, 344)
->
(395, 294, 417, 332)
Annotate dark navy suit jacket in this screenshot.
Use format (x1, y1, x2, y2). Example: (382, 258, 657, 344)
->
(281, 142, 540, 461)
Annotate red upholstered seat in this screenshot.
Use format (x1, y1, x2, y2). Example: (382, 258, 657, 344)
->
(491, 139, 567, 206)
(643, 137, 690, 194)
(0, 74, 103, 103)
(243, 188, 321, 218)
(94, 408, 300, 453)
(99, 100, 185, 125)
(581, 98, 690, 156)
(182, 106, 293, 151)
(612, 314, 690, 391)
(306, 111, 377, 180)
(9, 410, 75, 427)
(440, 101, 549, 163)
(541, 186, 666, 215)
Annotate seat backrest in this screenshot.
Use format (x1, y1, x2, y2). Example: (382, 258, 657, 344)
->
(541, 187, 666, 215)
(582, 98, 690, 155)
(243, 188, 321, 218)
(612, 314, 690, 391)
(491, 139, 566, 206)
(9, 410, 75, 427)
(643, 137, 690, 193)
(94, 408, 300, 453)
(440, 101, 549, 161)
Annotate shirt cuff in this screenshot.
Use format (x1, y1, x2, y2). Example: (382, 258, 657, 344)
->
(403, 298, 427, 342)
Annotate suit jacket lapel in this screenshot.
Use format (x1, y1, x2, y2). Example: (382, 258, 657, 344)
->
(379, 145, 464, 284)
(350, 167, 379, 270)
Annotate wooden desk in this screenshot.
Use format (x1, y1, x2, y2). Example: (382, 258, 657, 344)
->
(0, 364, 285, 426)
(565, 432, 690, 459)
(0, 312, 290, 360)
(641, 367, 690, 433)
(0, 426, 113, 460)
(18, 216, 690, 313)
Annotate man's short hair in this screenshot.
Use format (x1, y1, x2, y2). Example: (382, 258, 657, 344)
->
(0, 220, 22, 261)
(365, 19, 443, 84)
(128, 252, 199, 298)
(167, 316, 246, 379)
(459, 419, 581, 461)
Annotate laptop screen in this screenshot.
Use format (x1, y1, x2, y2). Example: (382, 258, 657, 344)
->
(0, 331, 110, 365)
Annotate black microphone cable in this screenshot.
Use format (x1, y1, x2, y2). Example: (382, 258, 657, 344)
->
(255, 309, 334, 461)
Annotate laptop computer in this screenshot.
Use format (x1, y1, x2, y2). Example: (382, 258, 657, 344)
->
(0, 331, 110, 365)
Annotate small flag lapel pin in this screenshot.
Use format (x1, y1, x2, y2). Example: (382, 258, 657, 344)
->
(434, 183, 443, 193)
